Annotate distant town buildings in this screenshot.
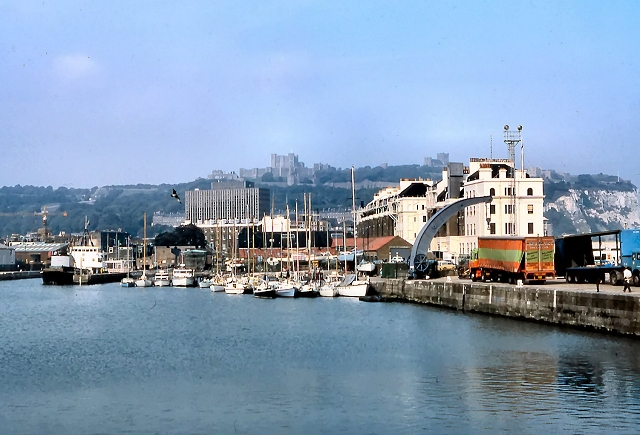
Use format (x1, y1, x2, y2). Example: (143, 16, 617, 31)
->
(423, 152, 449, 167)
(151, 212, 185, 228)
(237, 152, 317, 186)
(207, 170, 240, 181)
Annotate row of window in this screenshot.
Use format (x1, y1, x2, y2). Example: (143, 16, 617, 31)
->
(484, 222, 535, 235)
(486, 204, 535, 215)
(488, 187, 535, 196)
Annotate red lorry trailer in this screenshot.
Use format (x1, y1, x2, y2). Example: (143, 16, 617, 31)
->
(469, 236, 555, 284)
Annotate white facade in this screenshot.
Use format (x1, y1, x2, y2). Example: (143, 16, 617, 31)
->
(358, 178, 437, 244)
(359, 158, 546, 263)
(431, 158, 545, 258)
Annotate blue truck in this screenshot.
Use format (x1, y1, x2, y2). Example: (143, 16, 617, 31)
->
(555, 228, 640, 286)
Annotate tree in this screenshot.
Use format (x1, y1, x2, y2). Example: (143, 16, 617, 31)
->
(154, 224, 207, 248)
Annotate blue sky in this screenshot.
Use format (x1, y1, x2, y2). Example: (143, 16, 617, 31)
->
(1, 1, 639, 188)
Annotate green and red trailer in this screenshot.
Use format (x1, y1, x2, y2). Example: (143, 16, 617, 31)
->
(469, 236, 555, 284)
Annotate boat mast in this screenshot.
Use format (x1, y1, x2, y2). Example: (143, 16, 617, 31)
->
(307, 192, 312, 274)
(142, 212, 147, 277)
(295, 199, 300, 279)
(286, 203, 290, 278)
(215, 220, 219, 276)
(343, 220, 347, 272)
(351, 165, 357, 269)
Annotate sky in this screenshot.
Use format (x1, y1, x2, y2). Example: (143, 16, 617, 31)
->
(1, 0, 639, 189)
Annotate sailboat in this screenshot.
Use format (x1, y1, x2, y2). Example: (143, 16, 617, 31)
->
(135, 213, 153, 287)
(337, 166, 368, 297)
(120, 236, 135, 287)
(210, 221, 225, 292)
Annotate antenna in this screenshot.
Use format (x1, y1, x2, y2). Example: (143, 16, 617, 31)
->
(503, 125, 523, 235)
(490, 135, 492, 161)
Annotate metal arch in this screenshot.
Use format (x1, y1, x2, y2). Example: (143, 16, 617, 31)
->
(409, 196, 493, 271)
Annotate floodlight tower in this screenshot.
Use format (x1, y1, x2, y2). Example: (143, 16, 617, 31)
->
(503, 125, 522, 235)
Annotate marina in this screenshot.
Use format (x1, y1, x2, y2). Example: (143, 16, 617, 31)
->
(1, 278, 640, 434)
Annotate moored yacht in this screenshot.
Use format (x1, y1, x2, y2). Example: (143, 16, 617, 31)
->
(336, 274, 369, 297)
(153, 269, 171, 287)
(172, 264, 195, 287)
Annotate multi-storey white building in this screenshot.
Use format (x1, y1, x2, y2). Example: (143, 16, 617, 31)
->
(184, 180, 270, 224)
(434, 158, 545, 258)
(359, 158, 546, 262)
(359, 178, 438, 244)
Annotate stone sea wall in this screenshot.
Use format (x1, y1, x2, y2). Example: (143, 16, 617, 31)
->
(369, 278, 640, 336)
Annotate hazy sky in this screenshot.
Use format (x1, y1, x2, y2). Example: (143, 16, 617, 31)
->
(2, 1, 639, 188)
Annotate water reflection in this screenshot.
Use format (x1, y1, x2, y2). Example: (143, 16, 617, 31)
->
(2, 280, 640, 434)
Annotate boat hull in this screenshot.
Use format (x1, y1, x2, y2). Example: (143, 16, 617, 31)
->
(276, 287, 296, 298)
(254, 289, 277, 298)
(319, 286, 338, 297)
(172, 277, 194, 287)
(337, 282, 368, 297)
(135, 278, 153, 287)
(41, 268, 75, 285)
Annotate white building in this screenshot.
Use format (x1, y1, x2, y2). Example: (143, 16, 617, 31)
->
(359, 178, 437, 245)
(359, 158, 546, 262)
(433, 158, 545, 258)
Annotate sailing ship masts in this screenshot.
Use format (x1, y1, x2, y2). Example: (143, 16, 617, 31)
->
(295, 199, 300, 275)
(286, 203, 290, 272)
(351, 165, 357, 260)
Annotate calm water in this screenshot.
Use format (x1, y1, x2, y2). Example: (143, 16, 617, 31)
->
(1, 279, 640, 434)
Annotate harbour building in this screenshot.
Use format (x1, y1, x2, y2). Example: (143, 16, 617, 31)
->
(358, 158, 545, 262)
(184, 181, 271, 224)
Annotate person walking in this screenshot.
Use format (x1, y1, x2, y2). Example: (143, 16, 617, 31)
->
(623, 267, 632, 292)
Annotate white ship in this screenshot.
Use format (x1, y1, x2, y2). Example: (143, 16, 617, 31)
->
(172, 264, 195, 287)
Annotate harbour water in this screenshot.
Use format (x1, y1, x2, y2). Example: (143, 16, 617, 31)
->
(2, 279, 640, 434)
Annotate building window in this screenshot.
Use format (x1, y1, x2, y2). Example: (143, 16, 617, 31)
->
(528, 222, 534, 234)
(490, 223, 496, 234)
(527, 204, 533, 214)
(504, 204, 513, 214)
(527, 188, 533, 196)
(490, 204, 496, 215)
(505, 223, 514, 235)
(489, 188, 495, 196)
(423, 216, 427, 222)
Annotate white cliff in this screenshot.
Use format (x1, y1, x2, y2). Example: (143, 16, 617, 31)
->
(544, 188, 640, 235)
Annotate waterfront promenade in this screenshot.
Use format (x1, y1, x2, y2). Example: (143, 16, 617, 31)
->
(370, 277, 640, 336)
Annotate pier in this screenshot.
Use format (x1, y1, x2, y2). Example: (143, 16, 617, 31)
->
(369, 277, 640, 336)
(0, 271, 41, 281)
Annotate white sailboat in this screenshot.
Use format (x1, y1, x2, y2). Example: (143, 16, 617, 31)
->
(336, 274, 369, 297)
(135, 213, 153, 287)
(336, 167, 368, 297)
(120, 236, 135, 287)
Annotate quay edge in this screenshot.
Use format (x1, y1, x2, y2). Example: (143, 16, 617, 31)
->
(0, 271, 41, 281)
(369, 278, 640, 336)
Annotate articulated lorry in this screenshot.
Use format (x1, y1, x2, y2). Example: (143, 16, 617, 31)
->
(469, 236, 555, 284)
(555, 228, 640, 286)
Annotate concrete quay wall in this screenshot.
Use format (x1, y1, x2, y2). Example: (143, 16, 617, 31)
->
(369, 278, 640, 336)
(0, 271, 41, 281)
